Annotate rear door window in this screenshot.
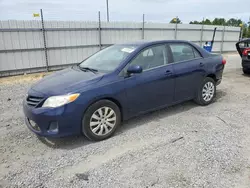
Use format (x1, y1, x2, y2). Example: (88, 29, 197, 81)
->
(169, 43, 201, 62)
(239, 42, 250, 48)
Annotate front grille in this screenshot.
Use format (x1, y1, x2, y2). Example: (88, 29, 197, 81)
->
(26, 95, 44, 107)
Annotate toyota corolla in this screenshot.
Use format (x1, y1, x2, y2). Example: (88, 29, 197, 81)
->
(23, 40, 226, 141)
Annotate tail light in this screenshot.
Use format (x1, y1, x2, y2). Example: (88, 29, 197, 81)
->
(242, 48, 250, 56)
(222, 58, 226, 65)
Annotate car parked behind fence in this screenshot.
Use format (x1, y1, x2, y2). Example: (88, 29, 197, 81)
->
(236, 38, 250, 74)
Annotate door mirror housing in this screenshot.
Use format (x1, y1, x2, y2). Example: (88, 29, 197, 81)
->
(127, 65, 143, 74)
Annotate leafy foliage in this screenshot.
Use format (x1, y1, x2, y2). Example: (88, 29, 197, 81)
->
(188, 18, 250, 38)
(170, 17, 182, 24)
(226, 18, 243, 27)
(170, 17, 250, 38)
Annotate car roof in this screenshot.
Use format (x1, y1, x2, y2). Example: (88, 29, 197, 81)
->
(118, 40, 193, 47)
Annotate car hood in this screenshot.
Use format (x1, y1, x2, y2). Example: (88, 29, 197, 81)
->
(31, 66, 104, 96)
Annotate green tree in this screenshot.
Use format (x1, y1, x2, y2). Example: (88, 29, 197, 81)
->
(242, 24, 250, 38)
(170, 17, 182, 24)
(188, 18, 250, 38)
(248, 23, 250, 38)
(212, 18, 226, 25)
(189, 19, 211, 25)
(189, 20, 201, 24)
(242, 26, 248, 38)
(202, 19, 212, 25)
(226, 18, 242, 27)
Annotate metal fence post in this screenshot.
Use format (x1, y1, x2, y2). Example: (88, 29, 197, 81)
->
(200, 18, 204, 47)
(40, 9, 49, 71)
(220, 25, 225, 53)
(174, 16, 178, 39)
(98, 11, 102, 50)
(142, 14, 145, 39)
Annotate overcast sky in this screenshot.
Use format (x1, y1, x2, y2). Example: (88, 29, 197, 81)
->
(0, 0, 249, 23)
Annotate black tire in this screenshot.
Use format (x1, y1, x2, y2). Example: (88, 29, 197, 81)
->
(82, 100, 121, 141)
(243, 68, 250, 74)
(194, 77, 216, 106)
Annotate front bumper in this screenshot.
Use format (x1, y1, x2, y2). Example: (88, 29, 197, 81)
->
(216, 78, 222, 85)
(23, 100, 83, 138)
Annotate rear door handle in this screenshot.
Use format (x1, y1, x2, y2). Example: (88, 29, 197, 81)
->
(200, 62, 204, 67)
(165, 70, 172, 76)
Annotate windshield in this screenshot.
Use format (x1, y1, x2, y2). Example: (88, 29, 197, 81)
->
(79, 45, 137, 72)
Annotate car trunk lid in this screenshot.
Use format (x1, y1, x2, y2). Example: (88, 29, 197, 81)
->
(236, 39, 250, 58)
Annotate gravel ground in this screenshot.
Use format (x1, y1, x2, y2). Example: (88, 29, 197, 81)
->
(1, 54, 250, 188)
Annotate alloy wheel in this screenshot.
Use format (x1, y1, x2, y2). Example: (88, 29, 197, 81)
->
(90, 107, 117, 136)
(202, 81, 215, 102)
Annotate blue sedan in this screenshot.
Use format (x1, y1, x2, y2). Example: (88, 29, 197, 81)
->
(23, 40, 226, 141)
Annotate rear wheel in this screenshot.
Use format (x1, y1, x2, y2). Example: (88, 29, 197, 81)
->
(194, 77, 216, 106)
(82, 100, 121, 141)
(243, 68, 250, 74)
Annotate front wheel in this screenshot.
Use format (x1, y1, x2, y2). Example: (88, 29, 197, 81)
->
(194, 77, 216, 106)
(82, 100, 121, 141)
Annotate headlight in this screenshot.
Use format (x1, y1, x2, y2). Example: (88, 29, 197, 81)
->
(42, 93, 80, 108)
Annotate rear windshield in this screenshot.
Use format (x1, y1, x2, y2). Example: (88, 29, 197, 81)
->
(239, 41, 250, 48)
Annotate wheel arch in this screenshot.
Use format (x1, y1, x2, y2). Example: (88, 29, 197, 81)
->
(206, 73, 217, 82)
(84, 96, 124, 121)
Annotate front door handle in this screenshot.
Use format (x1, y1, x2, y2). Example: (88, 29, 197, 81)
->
(200, 62, 204, 67)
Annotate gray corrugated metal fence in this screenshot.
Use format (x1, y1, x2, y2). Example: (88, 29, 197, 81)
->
(0, 20, 240, 77)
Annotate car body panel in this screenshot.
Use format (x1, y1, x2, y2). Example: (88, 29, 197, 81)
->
(22, 40, 224, 138)
(171, 58, 206, 102)
(123, 64, 175, 116)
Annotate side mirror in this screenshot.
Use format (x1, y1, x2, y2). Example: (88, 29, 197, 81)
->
(127, 65, 143, 74)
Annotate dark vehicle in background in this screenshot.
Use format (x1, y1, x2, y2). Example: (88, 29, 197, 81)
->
(23, 40, 226, 141)
(236, 38, 250, 74)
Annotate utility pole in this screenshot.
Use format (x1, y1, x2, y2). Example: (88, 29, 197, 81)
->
(174, 16, 178, 39)
(106, 0, 109, 22)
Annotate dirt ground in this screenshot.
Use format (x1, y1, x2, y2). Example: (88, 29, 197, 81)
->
(0, 72, 51, 85)
(1, 54, 250, 188)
